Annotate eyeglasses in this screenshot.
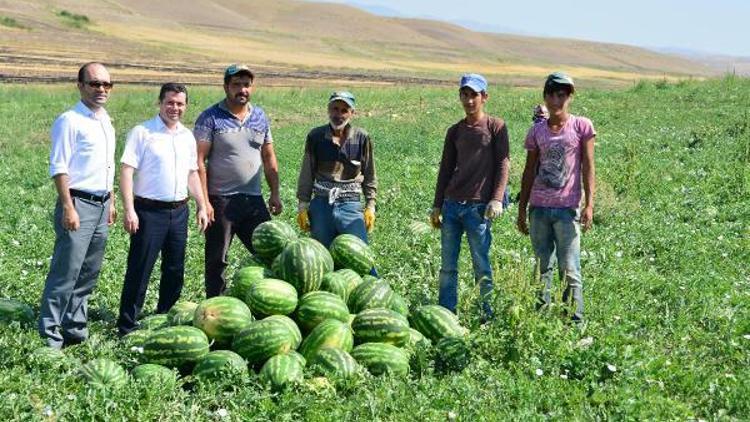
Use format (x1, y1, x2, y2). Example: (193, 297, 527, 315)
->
(84, 80, 114, 90)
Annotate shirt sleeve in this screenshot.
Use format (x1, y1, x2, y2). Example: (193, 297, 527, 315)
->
(265, 125, 273, 144)
(49, 114, 75, 178)
(120, 126, 143, 169)
(193, 110, 214, 143)
(296, 132, 316, 203)
(186, 132, 198, 171)
(361, 134, 377, 208)
(491, 121, 510, 202)
(432, 126, 457, 208)
(576, 117, 597, 143)
(523, 125, 538, 151)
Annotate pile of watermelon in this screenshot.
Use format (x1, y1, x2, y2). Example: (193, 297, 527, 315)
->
(7, 221, 472, 391)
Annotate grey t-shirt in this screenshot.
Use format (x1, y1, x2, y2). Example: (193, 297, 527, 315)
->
(193, 101, 273, 196)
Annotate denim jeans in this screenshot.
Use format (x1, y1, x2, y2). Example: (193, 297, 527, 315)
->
(438, 200, 494, 319)
(529, 206, 583, 321)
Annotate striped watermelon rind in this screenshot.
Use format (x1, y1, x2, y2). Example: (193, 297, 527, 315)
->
(409, 305, 467, 342)
(252, 220, 298, 262)
(230, 266, 268, 299)
(232, 317, 301, 366)
(298, 319, 354, 361)
(167, 301, 199, 326)
(435, 336, 472, 373)
(132, 363, 177, 383)
(388, 293, 409, 318)
(329, 234, 375, 275)
(296, 291, 350, 332)
(192, 350, 248, 380)
(260, 353, 304, 391)
(193, 296, 254, 346)
(79, 358, 128, 388)
(263, 315, 303, 346)
(244, 278, 298, 317)
(309, 347, 359, 379)
(351, 308, 410, 347)
(336, 269, 363, 299)
(319, 272, 349, 302)
(350, 343, 410, 377)
(0, 298, 34, 326)
(140, 314, 169, 330)
(142, 326, 210, 368)
(347, 278, 394, 314)
(272, 238, 332, 294)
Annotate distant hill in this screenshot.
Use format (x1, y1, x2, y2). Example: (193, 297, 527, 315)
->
(0, 0, 717, 87)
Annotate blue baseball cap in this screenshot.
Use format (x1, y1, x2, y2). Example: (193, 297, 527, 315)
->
(328, 91, 356, 109)
(224, 64, 254, 83)
(459, 73, 488, 93)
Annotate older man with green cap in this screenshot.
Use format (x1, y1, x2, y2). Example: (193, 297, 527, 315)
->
(296, 91, 377, 257)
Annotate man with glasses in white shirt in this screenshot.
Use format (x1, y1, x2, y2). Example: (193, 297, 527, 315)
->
(40, 62, 117, 348)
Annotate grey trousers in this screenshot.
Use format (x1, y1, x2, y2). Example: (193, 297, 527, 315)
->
(39, 197, 109, 348)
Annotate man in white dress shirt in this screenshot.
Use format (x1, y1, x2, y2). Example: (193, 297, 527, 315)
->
(40, 62, 117, 348)
(116, 83, 208, 336)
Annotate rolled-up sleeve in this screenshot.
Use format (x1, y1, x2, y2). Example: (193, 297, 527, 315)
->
(49, 115, 75, 178)
(120, 126, 143, 169)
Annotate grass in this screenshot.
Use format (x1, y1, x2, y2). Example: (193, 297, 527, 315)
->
(0, 77, 748, 420)
(56, 10, 90, 29)
(0, 16, 28, 30)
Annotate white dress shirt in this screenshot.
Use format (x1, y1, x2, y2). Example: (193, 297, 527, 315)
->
(49, 101, 116, 195)
(121, 115, 198, 202)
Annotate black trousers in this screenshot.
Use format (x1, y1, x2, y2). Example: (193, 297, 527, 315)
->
(117, 202, 188, 335)
(204, 194, 270, 298)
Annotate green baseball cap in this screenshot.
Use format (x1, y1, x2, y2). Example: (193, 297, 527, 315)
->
(328, 91, 356, 109)
(545, 72, 575, 91)
(224, 64, 254, 83)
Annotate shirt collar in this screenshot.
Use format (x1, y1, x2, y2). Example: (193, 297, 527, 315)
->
(153, 114, 187, 134)
(324, 123, 353, 141)
(75, 100, 110, 120)
(218, 100, 252, 120)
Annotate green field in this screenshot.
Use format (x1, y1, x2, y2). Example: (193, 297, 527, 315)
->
(0, 77, 748, 420)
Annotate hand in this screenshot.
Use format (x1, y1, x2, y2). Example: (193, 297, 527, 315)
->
(205, 200, 215, 224)
(108, 203, 117, 226)
(364, 207, 375, 232)
(430, 207, 442, 229)
(62, 204, 80, 231)
(268, 194, 283, 216)
(297, 210, 310, 232)
(196, 208, 209, 234)
(516, 209, 529, 235)
(483, 200, 503, 220)
(123, 208, 139, 234)
(581, 206, 593, 232)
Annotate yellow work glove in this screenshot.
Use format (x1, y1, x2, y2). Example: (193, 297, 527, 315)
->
(430, 207, 442, 229)
(484, 200, 503, 220)
(297, 210, 310, 232)
(364, 207, 375, 232)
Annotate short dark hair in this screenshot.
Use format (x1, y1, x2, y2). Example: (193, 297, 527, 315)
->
(543, 81, 575, 97)
(77, 62, 105, 83)
(159, 82, 188, 103)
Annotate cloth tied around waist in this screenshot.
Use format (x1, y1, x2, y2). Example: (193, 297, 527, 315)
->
(313, 181, 361, 204)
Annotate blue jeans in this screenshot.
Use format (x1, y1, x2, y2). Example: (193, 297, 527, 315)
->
(529, 206, 583, 321)
(309, 196, 368, 248)
(438, 200, 494, 319)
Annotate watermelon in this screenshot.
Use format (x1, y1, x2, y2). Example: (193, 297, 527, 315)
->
(193, 296, 253, 346)
(140, 314, 169, 330)
(298, 319, 354, 361)
(362, 275, 379, 284)
(319, 272, 349, 301)
(259, 353, 304, 391)
(232, 316, 301, 366)
(295, 291, 350, 332)
(244, 278, 298, 317)
(132, 363, 177, 384)
(272, 238, 332, 294)
(264, 315, 302, 346)
(79, 358, 128, 388)
(351, 308, 410, 347)
(351, 343, 409, 377)
(0, 298, 34, 326)
(252, 220, 298, 262)
(435, 336, 472, 373)
(329, 234, 375, 275)
(287, 350, 307, 368)
(407, 328, 430, 348)
(166, 301, 198, 326)
(122, 329, 153, 350)
(230, 266, 268, 299)
(409, 305, 467, 342)
(309, 347, 358, 379)
(193, 350, 248, 380)
(347, 278, 394, 314)
(29, 346, 66, 369)
(336, 269, 363, 298)
(388, 293, 409, 317)
(142, 326, 210, 368)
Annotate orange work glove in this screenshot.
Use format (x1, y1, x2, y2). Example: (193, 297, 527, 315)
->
(364, 207, 375, 232)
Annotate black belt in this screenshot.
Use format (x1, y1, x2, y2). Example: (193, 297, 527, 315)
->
(135, 196, 188, 209)
(70, 189, 110, 203)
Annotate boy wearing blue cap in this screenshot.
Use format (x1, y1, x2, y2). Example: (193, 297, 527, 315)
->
(431, 73, 510, 321)
(296, 91, 377, 252)
(517, 72, 596, 323)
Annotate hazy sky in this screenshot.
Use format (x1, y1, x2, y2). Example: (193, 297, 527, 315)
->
(321, 0, 750, 57)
